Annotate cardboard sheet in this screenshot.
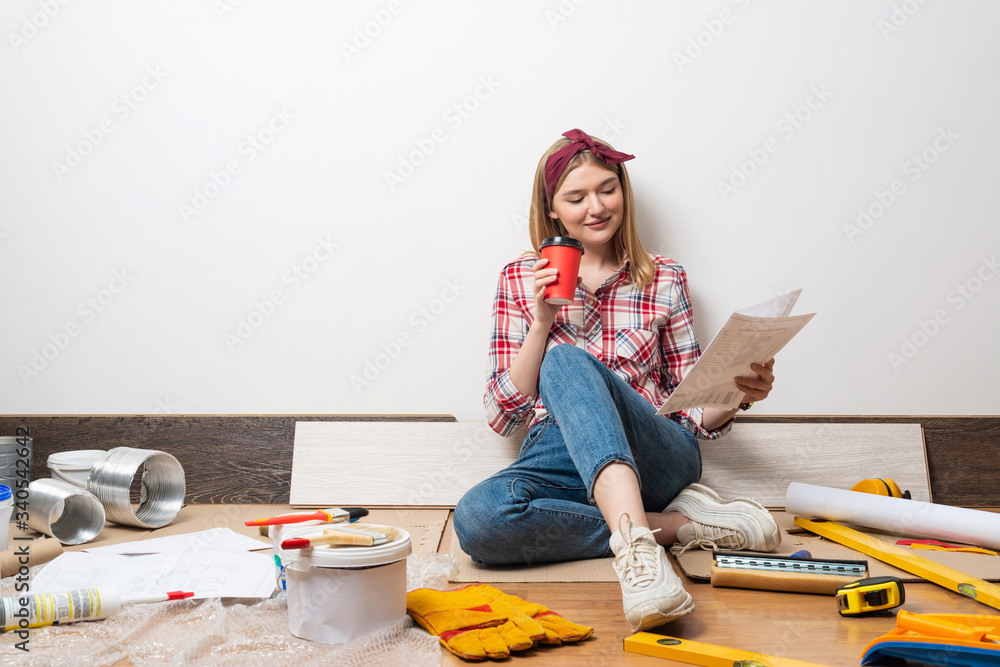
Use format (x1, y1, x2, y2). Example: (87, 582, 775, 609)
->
(673, 511, 1000, 584)
(12, 505, 452, 555)
(446, 521, 618, 583)
(448, 510, 1000, 585)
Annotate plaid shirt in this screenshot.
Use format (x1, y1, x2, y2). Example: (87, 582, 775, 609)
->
(484, 253, 734, 440)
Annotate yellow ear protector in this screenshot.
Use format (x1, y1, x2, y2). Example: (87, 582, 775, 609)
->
(851, 478, 911, 499)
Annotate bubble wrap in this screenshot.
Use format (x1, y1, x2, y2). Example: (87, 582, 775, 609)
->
(0, 552, 457, 666)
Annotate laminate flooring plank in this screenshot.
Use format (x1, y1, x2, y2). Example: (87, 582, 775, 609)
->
(291, 422, 929, 508)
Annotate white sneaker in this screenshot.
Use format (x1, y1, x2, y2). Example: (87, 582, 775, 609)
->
(665, 483, 781, 554)
(609, 512, 694, 633)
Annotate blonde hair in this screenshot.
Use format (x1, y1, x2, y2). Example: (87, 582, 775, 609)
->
(527, 133, 656, 289)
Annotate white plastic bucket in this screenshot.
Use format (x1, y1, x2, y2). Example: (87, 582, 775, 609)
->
(46, 450, 105, 488)
(280, 523, 411, 645)
(0, 485, 13, 550)
(0, 436, 31, 493)
(268, 517, 326, 592)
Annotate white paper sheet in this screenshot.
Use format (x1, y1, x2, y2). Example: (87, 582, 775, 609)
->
(30, 549, 277, 599)
(785, 482, 1000, 550)
(82, 528, 270, 555)
(657, 290, 814, 413)
(734, 289, 801, 318)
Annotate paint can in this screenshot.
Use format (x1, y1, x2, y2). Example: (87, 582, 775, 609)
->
(280, 523, 411, 645)
(0, 436, 31, 496)
(268, 517, 327, 592)
(0, 486, 12, 550)
(47, 450, 106, 488)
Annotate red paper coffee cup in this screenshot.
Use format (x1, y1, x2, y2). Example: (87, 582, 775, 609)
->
(539, 237, 584, 305)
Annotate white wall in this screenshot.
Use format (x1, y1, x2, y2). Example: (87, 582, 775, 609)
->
(2, 1, 998, 418)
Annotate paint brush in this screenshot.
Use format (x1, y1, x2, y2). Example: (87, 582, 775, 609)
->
(245, 507, 368, 527)
(281, 526, 388, 550)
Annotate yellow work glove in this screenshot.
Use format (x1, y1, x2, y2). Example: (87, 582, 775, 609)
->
(406, 585, 536, 660)
(474, 584, 594, 645)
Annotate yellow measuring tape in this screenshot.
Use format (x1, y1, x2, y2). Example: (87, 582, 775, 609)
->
(624, 632, 830, 666)
(794, 518, 1000, 611)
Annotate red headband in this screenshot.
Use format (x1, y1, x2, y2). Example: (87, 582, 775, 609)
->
(544, 129, 635, 204)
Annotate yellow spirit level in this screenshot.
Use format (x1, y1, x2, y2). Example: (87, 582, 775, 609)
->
(623, 632, 831, 666)
(795, 517, 1000, 611)
(835, 576, 905, 616)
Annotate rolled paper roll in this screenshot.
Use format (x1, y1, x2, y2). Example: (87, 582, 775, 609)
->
(0, 537, 65, 577)
(785, 482, 1000, 550)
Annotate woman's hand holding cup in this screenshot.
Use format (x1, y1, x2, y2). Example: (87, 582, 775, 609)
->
(534, 237, 584, 327)
(532, 257, 562, 326)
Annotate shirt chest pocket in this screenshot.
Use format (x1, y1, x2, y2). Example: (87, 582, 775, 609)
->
(613, 327, 658, 381)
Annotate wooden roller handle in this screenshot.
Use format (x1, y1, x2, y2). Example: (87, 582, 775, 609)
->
(320, 528, 375, 546)
(710, 564, 860, 595)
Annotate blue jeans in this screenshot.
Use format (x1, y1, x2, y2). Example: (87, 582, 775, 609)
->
(454, 344, 702, 565)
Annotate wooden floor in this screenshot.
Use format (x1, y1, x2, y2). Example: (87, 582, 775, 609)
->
(437, 513, 1000, 667)
(10, 503, 998, 666)
(7, 410, 998, 665)
(437, 580, 994, 666)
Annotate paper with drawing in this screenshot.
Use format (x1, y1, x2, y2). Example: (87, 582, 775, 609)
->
(657, 290, 814, 413)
